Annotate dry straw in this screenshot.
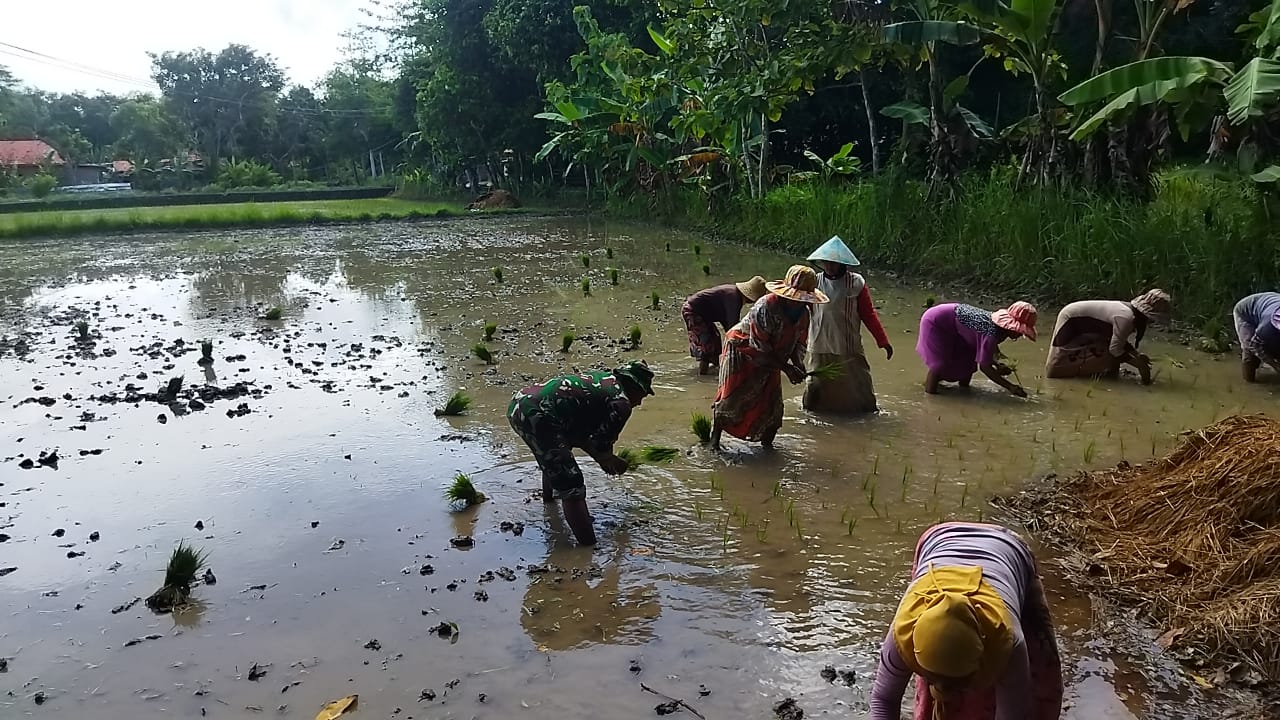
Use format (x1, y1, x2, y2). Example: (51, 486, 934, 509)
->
(1000, 414, 1280, 681)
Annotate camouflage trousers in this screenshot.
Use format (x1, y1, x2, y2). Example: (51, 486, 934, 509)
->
(507, 404, 587, 500)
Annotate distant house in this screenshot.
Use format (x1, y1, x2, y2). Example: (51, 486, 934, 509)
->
(0, 139, 66, 180)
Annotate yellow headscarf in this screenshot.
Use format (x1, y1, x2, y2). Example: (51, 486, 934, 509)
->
(891, 564, 1016, 717)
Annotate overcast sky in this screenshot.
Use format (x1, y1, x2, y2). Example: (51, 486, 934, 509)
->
(0, 0, 377, 95)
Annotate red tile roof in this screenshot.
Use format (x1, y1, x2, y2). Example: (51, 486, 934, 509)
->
(111, 159, 134, 174)
(0, 139, 66, 167)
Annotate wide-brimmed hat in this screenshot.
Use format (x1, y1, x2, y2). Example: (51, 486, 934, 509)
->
(766, 265, 830, 304)
(613, 359, 655, 396)
(992, 301, 1038, 340)
(1131, 288, 1172, 324)
(735, 276, 769, 302)
(807, 235, 861, 267)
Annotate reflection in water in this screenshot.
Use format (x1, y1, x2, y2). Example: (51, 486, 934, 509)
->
(522, 516, 661, 652)
(0, 219, 1268, 720)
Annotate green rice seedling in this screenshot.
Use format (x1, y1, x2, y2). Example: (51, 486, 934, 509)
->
(609, 268, 619, 285)
(146, 540, 209, 612)
(163, 375, 185, 400)
(756, 525, 769, 543)
(580, 253, 591, 268)
(483, 322, 497, 341)
(665, 241, 671, 252)
(472, 343, 494, 364)
(872, 454, 880, 475)
(581, 277, 591, 296)
(629, 325, 642, 347)
(961, 482, 969, 507)
(640, 446, 679, 463)
(561, 331, 576, 353)
(702, 264, 711, 275)
(492, 267, 504, 283)
(434, 390, 472, 417)
(691, 413, 713, 443)
(694, 500, 703, 520)
(840, 507, 849, 524)
(262, 306, 283, 321)
(606, 247, 614, 259)
(806, 361, 844, 381)
(694, 243, 702, 256)
(846, 517, 858, 535)
(617, 448, 642, 470)
(198, 339, 214, 365)
(772, 480, 782, 497)
(977, 508, 984, 522)
(650, 291, 660, 310)
(75, 320, 90, 340)
(924, 294, 937, 308)
(445, 472, 486, 508)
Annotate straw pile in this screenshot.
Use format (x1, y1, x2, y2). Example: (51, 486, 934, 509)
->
(1004, 414, 1280, 682)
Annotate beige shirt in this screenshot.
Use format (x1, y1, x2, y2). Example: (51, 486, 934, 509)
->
(1051, 300, 1136, 357)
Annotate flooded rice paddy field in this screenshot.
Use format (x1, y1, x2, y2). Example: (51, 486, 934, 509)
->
(0, 217, 1272, 719)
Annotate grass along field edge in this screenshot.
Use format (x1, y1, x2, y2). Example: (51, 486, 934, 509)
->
(0, 198, 532, 240)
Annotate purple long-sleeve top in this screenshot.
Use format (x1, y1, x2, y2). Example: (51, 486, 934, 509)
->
(869, 524, 1035, 720)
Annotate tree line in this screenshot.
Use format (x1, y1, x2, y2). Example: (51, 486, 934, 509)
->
(0, 0, 1271, 200)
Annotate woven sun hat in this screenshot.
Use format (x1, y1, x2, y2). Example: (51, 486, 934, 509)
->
(806, 235, 861, 266)
(1131, 288, 1172, 325)
(992, 301, 1039, 341)
(735, 276, 769, 302)
(766, 265, 830, 304)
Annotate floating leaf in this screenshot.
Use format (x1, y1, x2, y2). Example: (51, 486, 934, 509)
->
(315, 695, 358, 720)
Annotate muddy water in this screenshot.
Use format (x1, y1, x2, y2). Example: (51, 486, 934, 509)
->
(0, 217, 1268, 720)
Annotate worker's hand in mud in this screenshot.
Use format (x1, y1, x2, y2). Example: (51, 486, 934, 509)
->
(784, 364, 806, 385)
(884, 344, 894, 361)
(1008, 384, 1028, 398)
(993, 363, 1015, 377)
(599, 454, 629, 476)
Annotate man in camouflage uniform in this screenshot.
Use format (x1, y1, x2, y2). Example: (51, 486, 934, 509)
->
(507, 360, 655, 545)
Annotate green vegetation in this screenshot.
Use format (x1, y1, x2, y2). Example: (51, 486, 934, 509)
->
(701, 263, 711, 276)
(693, 243, 702, 256)
(445, 473, 486, 508)
(74, 320, 90, 340)
(261, 306, 283, 321)
(146, 540, 208, 612)
(434, 390, 472, 417)
(561, 331, 576, 352)
(605, 247, 614, 259)
(691, 413, 713, 444)
(30, 174, 56, 199)
(199, 339, 214, 365)
(472, 343, 494, 364)
(640, 446, 680, 463)
(491, 267, 504, 283)
(617, 448, 642, 471)
(629, 324, 642, 347)
(483, 322, 497, 341)
(0, 199, 468, 241)
(650, 291, 660, 310)
(609, 267, 619, 285)
(580, 253, 591, 268)
(807, 361, 844, 381)
(581, 277, 591, 296)
(163, 375, 185, 400)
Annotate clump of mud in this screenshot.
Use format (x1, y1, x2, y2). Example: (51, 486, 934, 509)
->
(995, 413, 1280, 687)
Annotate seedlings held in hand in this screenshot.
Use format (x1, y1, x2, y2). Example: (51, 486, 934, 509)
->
(691, 413, 712, 443)
(435, 390, 472, 417)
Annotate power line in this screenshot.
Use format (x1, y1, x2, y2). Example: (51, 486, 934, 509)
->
(0, 40, 388, 119)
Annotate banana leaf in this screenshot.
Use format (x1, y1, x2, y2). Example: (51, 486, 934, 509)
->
(1224, 56, 1280, 124)
(882, 21, 983, 47)
(1058, 57, 1232, 106)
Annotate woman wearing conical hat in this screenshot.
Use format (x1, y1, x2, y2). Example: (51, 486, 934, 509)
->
(802, 236, 893, 413)
(870, 522, 1063, 720)
(711, 265, 828, 450)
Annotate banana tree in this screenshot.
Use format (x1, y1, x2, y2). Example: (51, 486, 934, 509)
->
(1060, 0, 1280, 184)
(882, 11, 984, 189)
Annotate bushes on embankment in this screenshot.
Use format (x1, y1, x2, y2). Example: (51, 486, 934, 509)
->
(634, 169, 1275, 325)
